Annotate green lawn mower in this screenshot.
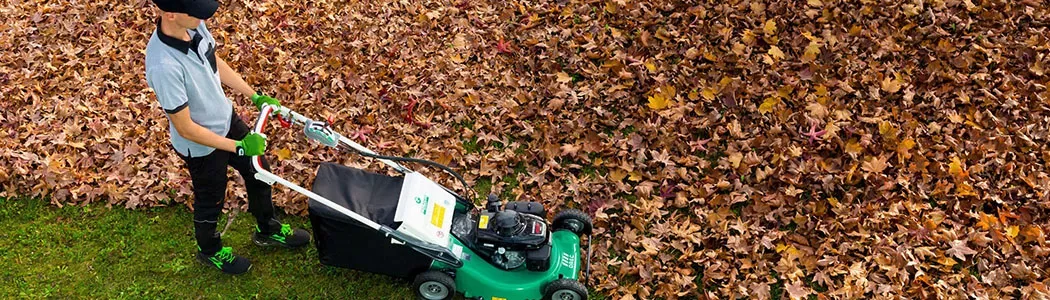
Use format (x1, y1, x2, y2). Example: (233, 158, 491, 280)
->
(248, 104, 594, 300)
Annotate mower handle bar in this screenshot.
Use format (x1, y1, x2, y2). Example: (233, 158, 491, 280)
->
(248, 104, 463, 268)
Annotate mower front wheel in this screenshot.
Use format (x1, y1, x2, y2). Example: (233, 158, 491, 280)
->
(552, 209, 593, 236)
(543, 279, 588, 300)
(412, 271, 456, 300)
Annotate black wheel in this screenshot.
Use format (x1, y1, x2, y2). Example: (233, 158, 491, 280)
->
(543, 279, 588, 300)
(412, 271, 455, 300)
(552, 209, 593, 235)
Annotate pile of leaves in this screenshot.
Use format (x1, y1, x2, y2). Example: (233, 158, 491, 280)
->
(3, 0, 1050, 298)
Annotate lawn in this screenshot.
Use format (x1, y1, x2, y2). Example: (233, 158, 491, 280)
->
(0, 197, 414, 299)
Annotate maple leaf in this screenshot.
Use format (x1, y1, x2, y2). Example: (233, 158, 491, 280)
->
(1021, 226, 1045, 244)
(768, 46, 785, 60)
(659, 184, 675, 199)
(689, 138, 711, 152)
(701, 88, 716, 101)
(861, 154, 890, 174)
(948, 157, 968, 180)
(802, 41, 821, 62)
(750, 282, 771, 300)
(349, 126, 373, 142)
(556, 72, 572, 83)
(786, 281, 810, 300)
(800, 120, 827, 143)
(763, 19, 777, 36)
(402, 98, 431, 128)
(496, 38, 512, 54)
(881, 73, 904, 93)
(946, 239, 978, 261)
(758, 97, 779, 114)
(560, 143, 581, 157)
(275, 148, 292, 160)
(647, 93, 670, 110)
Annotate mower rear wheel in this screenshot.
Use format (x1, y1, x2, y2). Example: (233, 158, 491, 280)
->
(412, 271, 455, 300)
(552, 209, 593, 235)
(543, 279, 588, 300)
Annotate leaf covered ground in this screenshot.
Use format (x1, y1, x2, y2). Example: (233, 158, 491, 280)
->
(3, 0, 1050, 298)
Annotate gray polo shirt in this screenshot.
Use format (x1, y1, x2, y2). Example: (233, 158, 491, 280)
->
(145, 18, 232, 158)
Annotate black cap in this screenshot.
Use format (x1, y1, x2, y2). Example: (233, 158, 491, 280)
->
(152, 0, 219, 20)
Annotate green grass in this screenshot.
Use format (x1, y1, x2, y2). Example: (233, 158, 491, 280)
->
(0, 197, 413, 299)
(462, 136, 481, 154)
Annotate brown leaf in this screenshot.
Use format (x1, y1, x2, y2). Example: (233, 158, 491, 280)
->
(786, 281, 810, 300)
(946, 239, 977, 261)
(861, 154, 890, 174)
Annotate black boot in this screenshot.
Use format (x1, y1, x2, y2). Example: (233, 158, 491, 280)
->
(197, 246, 252, 275)
(252, 219, 311, 248)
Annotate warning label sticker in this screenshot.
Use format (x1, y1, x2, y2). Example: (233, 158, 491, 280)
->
(478, 215, 490, 229)
(430, 204, 447, 227)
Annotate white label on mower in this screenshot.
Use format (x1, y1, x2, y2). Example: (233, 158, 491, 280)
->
(394, 172, 455, 248)
(451, 244, 463, 258)
(560, 252, 577, 273)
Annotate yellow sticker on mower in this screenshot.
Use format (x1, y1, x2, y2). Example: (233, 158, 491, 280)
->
(430, 204, 447, 227)
(478, 215, 490, 229)
(493, 297, 507, 300)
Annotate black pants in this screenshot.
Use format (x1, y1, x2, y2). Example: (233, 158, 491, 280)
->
(178, 111, 281, 254)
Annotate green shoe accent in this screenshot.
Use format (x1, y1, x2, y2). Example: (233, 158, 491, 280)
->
(253, 223, 310, 248)
(271, 224, 292, 242)
(208, 247, 236, 268)
(257, 224, 292, 243)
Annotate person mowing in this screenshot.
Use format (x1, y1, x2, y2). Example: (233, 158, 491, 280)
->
(143, 0, 310, 274)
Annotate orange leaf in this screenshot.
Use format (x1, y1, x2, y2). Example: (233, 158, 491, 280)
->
(1022, 226, 1045, 243)
(275, 148, 292, 160)
(949, 157, 968, 180)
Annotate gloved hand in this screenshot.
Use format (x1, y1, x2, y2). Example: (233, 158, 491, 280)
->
(251, 93, 280, 110)
(234, 133, 267, 156)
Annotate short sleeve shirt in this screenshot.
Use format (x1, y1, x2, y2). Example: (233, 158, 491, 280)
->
(144, 18, 232, 158)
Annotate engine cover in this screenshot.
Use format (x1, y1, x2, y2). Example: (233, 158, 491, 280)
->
(476, 210, 548, 251)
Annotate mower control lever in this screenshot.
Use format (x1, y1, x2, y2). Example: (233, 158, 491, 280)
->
(304, 120, 340, 148)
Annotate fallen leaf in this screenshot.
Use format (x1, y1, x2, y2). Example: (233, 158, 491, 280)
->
(845, 140, 864, 155)
(1007, 225, 1020, 238)
(949, 157, 968, 180)
(701, 88, 716, 101)
(786, 281, 810, 300)
(647, 93, 670, 110)
(556, 72, 572, 83)
(763, 19, 777, 36)
(946, 239, 977, 261)
(862, 155, 890, 174)
(453, 34, 468, 49)
(768, 46, 785, 60)
(758, 97, 779, 114)
(728, 151, 743, 168)
(275, 148, 292, 160)
(1022, 226, 1045, 243)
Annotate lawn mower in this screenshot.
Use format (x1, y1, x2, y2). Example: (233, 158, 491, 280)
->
(248, 104, 594, 300)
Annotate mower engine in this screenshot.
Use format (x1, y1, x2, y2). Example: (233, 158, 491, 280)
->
(471, 195, 552, 271)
